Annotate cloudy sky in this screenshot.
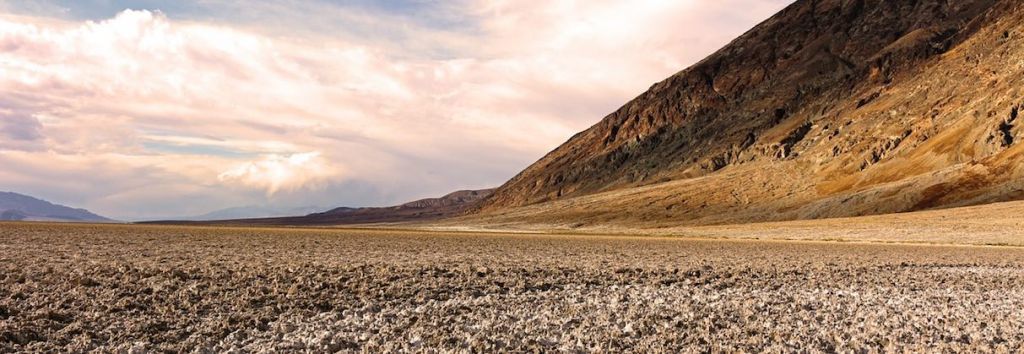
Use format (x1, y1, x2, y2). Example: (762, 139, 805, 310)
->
(0, 0, 791, 220)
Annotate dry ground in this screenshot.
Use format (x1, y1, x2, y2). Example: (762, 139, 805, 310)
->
(436, 200, 1024, 247)
(2, 222, 1024, 352)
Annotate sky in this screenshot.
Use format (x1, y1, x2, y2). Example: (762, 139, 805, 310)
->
(0, 0, 792, 220)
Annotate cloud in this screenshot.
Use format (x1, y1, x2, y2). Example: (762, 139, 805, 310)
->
(218, 152, 338, 195)
(0, 1, 792, 219)
(0, 113, 41, 140)
(0, 112, 44, 151)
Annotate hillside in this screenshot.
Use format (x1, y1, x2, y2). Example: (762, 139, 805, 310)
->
(146, 189, 494, 226)
(472, 0, 1024, 227)
(0, 192, 113, 222)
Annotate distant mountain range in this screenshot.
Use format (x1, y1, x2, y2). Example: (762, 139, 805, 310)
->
(145, 189, 494, 226)
(0, 192, 114, 222)
(175, 205, 327, 221)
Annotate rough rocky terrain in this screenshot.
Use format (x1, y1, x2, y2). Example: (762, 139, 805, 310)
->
(476, 0, 1024, 227)
(3, 222, 1024, 352)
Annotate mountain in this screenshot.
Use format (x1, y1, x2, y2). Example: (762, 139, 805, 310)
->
(178, 205, 326, 221)
(471, 0, 1024, 228)
(145, 189, 494, 226)
(0, 192, 114, 222)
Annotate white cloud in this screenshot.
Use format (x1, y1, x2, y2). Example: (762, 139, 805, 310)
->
(218, 151, 338, 195)
(0, 1, 791, 218)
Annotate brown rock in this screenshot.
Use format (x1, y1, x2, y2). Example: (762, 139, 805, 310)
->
(472, 0, 1024, 228)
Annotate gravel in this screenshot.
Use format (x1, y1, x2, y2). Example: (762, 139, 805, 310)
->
(2, 222, 1024, 352)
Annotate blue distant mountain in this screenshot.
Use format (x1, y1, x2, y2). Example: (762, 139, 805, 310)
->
(0, 192, 114, 222)
(178, 205, 327, 221)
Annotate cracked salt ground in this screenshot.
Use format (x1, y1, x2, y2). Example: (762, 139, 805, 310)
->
(2, 223, 1024, 352)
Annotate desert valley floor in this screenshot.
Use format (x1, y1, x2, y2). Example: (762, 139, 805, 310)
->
(2, 221, 1024, 352)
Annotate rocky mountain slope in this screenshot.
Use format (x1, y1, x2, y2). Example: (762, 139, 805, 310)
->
(470, 0, 1024, 227)
(0, 192, 113, 222)
(148, 189, 494, 226)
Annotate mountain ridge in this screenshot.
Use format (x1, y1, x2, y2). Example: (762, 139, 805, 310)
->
(173, 205, 327, 221)
(468, 0, 1024, 227)
(0, 192, 114, 222)
(144, 189, 494, 226)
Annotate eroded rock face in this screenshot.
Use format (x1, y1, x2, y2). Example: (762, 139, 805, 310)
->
(477, 0, 1024, 226)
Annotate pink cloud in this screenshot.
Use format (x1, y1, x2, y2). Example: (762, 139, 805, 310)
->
(0, 112, 44, 151)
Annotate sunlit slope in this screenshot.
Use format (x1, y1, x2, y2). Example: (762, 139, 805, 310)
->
(475, 0, 1024, 226)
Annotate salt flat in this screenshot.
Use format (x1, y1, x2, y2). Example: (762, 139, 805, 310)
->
(2, 222, 1023, 352)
